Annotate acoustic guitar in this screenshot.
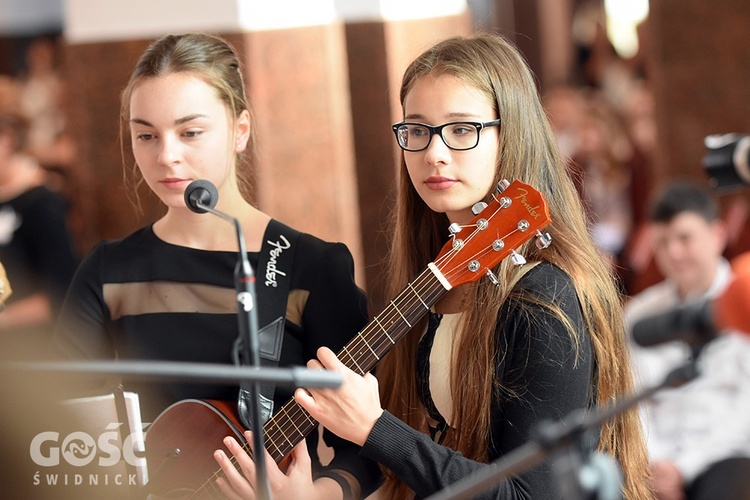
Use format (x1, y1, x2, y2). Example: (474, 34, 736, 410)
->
(143, 179, 552, 498)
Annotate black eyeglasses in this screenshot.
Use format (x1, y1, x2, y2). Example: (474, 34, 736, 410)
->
(391, 119, 501, 152)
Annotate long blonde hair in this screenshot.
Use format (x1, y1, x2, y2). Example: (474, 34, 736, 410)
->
(376, 33, 652, 499)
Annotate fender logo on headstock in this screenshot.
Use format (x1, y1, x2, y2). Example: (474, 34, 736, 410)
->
(514, 187, 544, 220)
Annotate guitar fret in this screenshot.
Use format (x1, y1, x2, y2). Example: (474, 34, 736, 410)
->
(266, 414, 294, 455)
(290, 410, 316, 444)
(374, 316, 395, 344)
(408, 282, 430, 309)
(341, 344, 364, 374)
(265, 425, 283, 456)
(302, 410, 315, 425)
(281, 430, 294, 448)
(289, 415, 304, 437)
(391, 300, 412, 327)
(360, 335, 380, 360)
(268, 406, 311, 460)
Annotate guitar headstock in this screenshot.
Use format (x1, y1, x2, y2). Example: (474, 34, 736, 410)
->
(434, 180, 552, 289)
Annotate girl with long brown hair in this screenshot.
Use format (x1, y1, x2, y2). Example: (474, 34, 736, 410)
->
(290, 33, 652, 499)
(218, 32, 651, 499)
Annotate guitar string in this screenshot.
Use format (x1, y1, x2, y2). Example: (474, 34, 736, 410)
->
(260, 269, 440, 451)
(332, 186, 540, 376)
(266, 192, 549, 482)
(194, 223, 498, 495)
(192, 197, 539, 494)
(338, 196, 521, 372)
(263, 268, 444, 452)
(344, 187, 548, 368)
(328, 188, 538, 389)
(233, 203, 516, 467)
(192, 266, 448, 495)
(255, 201, 524, 457)
(265, 206, 529, 456)
(190, 280, 451, 492)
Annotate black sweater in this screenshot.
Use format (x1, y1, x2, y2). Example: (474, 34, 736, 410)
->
(362, 263, 595, 499)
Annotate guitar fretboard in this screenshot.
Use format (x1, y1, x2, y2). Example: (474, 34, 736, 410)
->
(192, 266, 453, 496)
(263, 266, 446, 463)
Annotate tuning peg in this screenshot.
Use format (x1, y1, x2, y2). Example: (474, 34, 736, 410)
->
(535, 230, 552, 249)
(486, 269, 500, 286)
(510, 250, 526, 267)
(471, 202, 488, 215)
(498, 196, 511, 209)
(448, 222, 462, 235)
(496, 179, 510, 192)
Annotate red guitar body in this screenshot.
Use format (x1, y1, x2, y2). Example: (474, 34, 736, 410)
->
(143, 399, 245, 498)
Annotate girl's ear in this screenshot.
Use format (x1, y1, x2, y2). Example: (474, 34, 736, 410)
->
(235, 110, 251, 153)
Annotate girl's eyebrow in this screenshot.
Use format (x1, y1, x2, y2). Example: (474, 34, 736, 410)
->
(130, 114, 209, 127)
(404, 112, 482, 121)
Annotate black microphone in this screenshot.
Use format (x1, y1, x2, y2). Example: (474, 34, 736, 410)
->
(631, 300, 717, 348)
(631, 272, 750, 348)
(184, 179, 219, 213)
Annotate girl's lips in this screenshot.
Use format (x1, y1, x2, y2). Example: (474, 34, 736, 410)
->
(425, 176, 458, 190)
(160, 178, 191, 189)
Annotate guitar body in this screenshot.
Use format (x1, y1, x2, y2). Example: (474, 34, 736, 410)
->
(143, 399, 245, 498)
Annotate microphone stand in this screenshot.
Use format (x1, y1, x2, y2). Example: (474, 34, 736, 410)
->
(0, 360, 343, 388)
(195, 201, 271, 500)
(426, 358, 702, 500)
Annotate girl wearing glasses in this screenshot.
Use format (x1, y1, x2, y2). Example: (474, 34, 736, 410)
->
(219, 33, 651, 499)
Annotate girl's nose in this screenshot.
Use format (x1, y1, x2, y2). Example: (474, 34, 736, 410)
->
(157, 136, 181, 167)
(422, 133, 451, 165)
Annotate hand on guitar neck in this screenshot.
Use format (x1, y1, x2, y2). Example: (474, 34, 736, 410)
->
(294, 346, 383, 447)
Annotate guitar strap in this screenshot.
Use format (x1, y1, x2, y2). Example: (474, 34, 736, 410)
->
(235, 219, 300, 430)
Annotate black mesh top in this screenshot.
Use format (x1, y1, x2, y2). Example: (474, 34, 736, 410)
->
(52, 222, 380, 490)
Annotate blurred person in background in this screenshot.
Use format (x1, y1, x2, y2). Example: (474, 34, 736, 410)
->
(574, 92, 634, 267)
(544, 87, 635, 291)
(0, 260, 12, 307)
(0, 75, 22, 115)
(0, 112, 79, 358)
(18, 37, 68, 167)
(625, 180, 750, 500)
